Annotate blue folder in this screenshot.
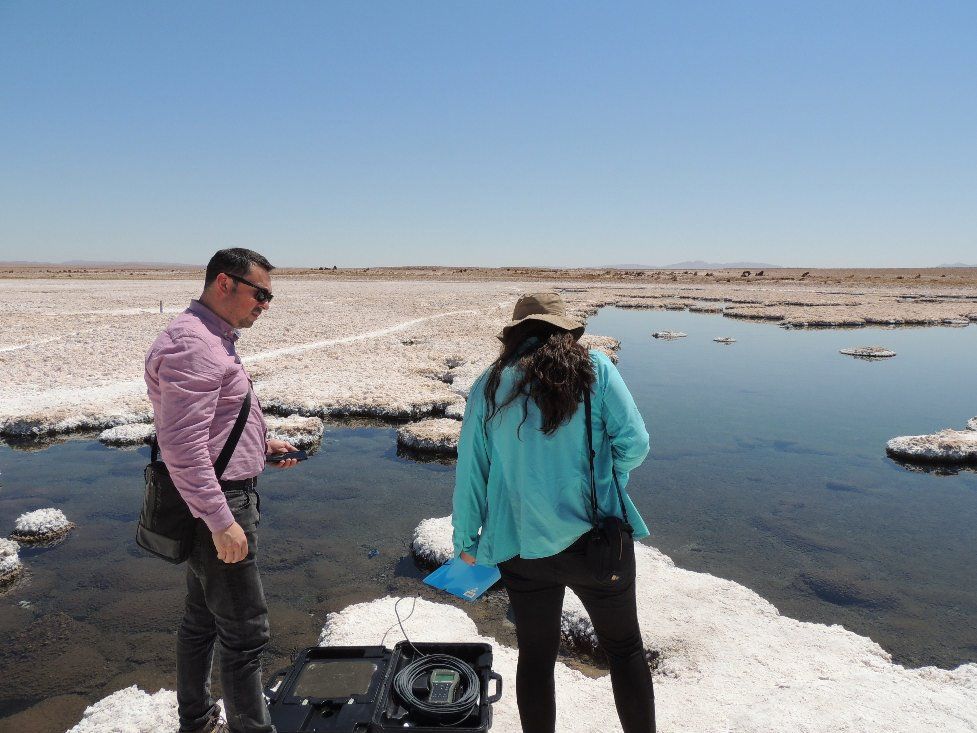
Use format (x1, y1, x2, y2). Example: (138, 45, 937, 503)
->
(423, 558, 501, 601)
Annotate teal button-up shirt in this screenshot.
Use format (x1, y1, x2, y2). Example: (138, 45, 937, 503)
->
(452, 348, 650, 567)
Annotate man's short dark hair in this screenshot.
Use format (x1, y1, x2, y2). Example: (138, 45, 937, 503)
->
(205, 248, 275, 287)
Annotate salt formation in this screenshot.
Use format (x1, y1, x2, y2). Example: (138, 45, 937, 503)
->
(689, 304, 723, 313)
(968, 417, 977, 431)
(11, 508, 74, 543)
(265, 414, 325, 449)
(4, 279, 976, 440)
(397, 418, 461, 454)
(410, 515, 454, 569)
(839, 346, 897, 358)
(410, 516, 977, 732)
(98, 422, 155, 446)
(0, 537, 22, 585)
(579, 334, 621, 363)
(651, 331, 686, 339)
(444, 359, 492, 399)
(886, 429, 977, 464)
(713, 337, 736, 344)
(444, 400, 467, 419)
(65, 686, 179, 733)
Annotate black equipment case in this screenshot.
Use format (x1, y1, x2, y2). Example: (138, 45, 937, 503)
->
(265, 642, 502, 732)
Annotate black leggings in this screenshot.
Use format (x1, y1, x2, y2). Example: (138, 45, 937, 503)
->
(498, 534, 655, 733)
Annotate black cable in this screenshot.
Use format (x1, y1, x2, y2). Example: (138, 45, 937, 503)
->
(392, 653, 480, 722)
(380, 596, 422, 654)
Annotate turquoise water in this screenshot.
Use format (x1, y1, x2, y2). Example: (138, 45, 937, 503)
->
(1, 306, 975, 727)
(587, 307, 977, 668)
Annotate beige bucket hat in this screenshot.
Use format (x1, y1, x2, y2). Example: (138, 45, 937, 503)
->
(498, 292, 585, 342)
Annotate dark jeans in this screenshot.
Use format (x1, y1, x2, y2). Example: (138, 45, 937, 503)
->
(499, 534, 655, 733)
(177, 487, 275, 733)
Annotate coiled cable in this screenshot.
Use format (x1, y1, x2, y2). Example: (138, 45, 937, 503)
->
(392, 653, 480, 722)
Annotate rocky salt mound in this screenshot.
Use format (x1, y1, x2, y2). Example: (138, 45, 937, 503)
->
(0, 537, 23, 585)
(66, 686, 180, 733)
(713, 337, 736, 344)
(652, 330, 686, 339)
(11, 508, 74, 543)
(410, 515, 454, 569)
(886, 428, 977, 464)
(98, 421, 155, 446)
(444, 400, 467, 419)
(579, 334, 621, 363)
(397, 418, 462, 454)
(411, 516, 977, 732)
(265, 414, 325, 449)
(840, 346, 897, 358)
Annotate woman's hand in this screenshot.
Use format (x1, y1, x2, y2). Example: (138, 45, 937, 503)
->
(460, 551, 476, 566)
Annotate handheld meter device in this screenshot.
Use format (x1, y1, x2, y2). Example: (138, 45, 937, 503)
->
(428, 669, 461, 704)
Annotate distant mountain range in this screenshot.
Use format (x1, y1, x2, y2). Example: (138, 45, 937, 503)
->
(610, 260, 782, 269)
(938, 262, 977, 268)
(1, 259, 198, 267)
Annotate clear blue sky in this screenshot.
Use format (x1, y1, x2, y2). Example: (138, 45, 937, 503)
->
(1, 1, 974, 267)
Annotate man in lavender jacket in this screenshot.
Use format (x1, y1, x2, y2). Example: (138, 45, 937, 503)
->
(146, 248, 299, 733)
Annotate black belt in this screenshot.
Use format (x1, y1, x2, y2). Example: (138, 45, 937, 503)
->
(220, 476, 258, 491)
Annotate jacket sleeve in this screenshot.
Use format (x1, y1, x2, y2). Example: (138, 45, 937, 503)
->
(596, 352, 650, 481)
(452, 375, 491, 558)
(156, 334, 235, 532)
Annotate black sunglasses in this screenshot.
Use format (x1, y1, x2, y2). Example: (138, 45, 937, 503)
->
(224, 273, 274, 303)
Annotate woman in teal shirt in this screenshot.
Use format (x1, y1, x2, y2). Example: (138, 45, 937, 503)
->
(453, 293, 655, 733)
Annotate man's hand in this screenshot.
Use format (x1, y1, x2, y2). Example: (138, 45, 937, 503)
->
(266, 439, 300, 469)
(460, 551, 476, 566)
(212, 521, 249, 563)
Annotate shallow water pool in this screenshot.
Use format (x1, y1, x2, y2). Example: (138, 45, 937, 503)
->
(587, 306, 977, 669)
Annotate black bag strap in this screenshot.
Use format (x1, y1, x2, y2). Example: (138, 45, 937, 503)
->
(151, 389, 253, 480)
(583, 389, 630, 528)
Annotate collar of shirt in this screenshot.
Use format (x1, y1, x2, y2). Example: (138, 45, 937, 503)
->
(187, 299, 240, 343)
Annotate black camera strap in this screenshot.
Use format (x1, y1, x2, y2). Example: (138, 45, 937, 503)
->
(583, 388, 629, 528)
(151, 389, 253, 480)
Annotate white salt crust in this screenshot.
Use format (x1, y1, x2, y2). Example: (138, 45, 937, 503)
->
(264, 414, 325, 449)
(98, 422, 155, 446)
(652, 331, 687, 339)
(410, 516, 977, 732)
(0, 537, 22, 584)
(968, 417, 977, 431)
(65, 686, 180, 733)
(713, 337, 736, 344)
(840, 346, 897, 358)
(4, 279, 974, 439)
(411, 516, 455, 568)
(397, 418, 462, 454)
(886, 429, 977, 463)
(579, 334, 621, 363)
(11, 508, 74, 541)
(64, 579, 977, 733)
(444, 400, 467, 420)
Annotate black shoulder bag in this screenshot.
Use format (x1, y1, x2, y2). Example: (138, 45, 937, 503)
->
(136, 390, 252, 564)
(583, 388, 635, 582)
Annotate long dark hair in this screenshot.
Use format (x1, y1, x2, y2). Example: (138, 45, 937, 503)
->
(484, 321, 595, 435)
